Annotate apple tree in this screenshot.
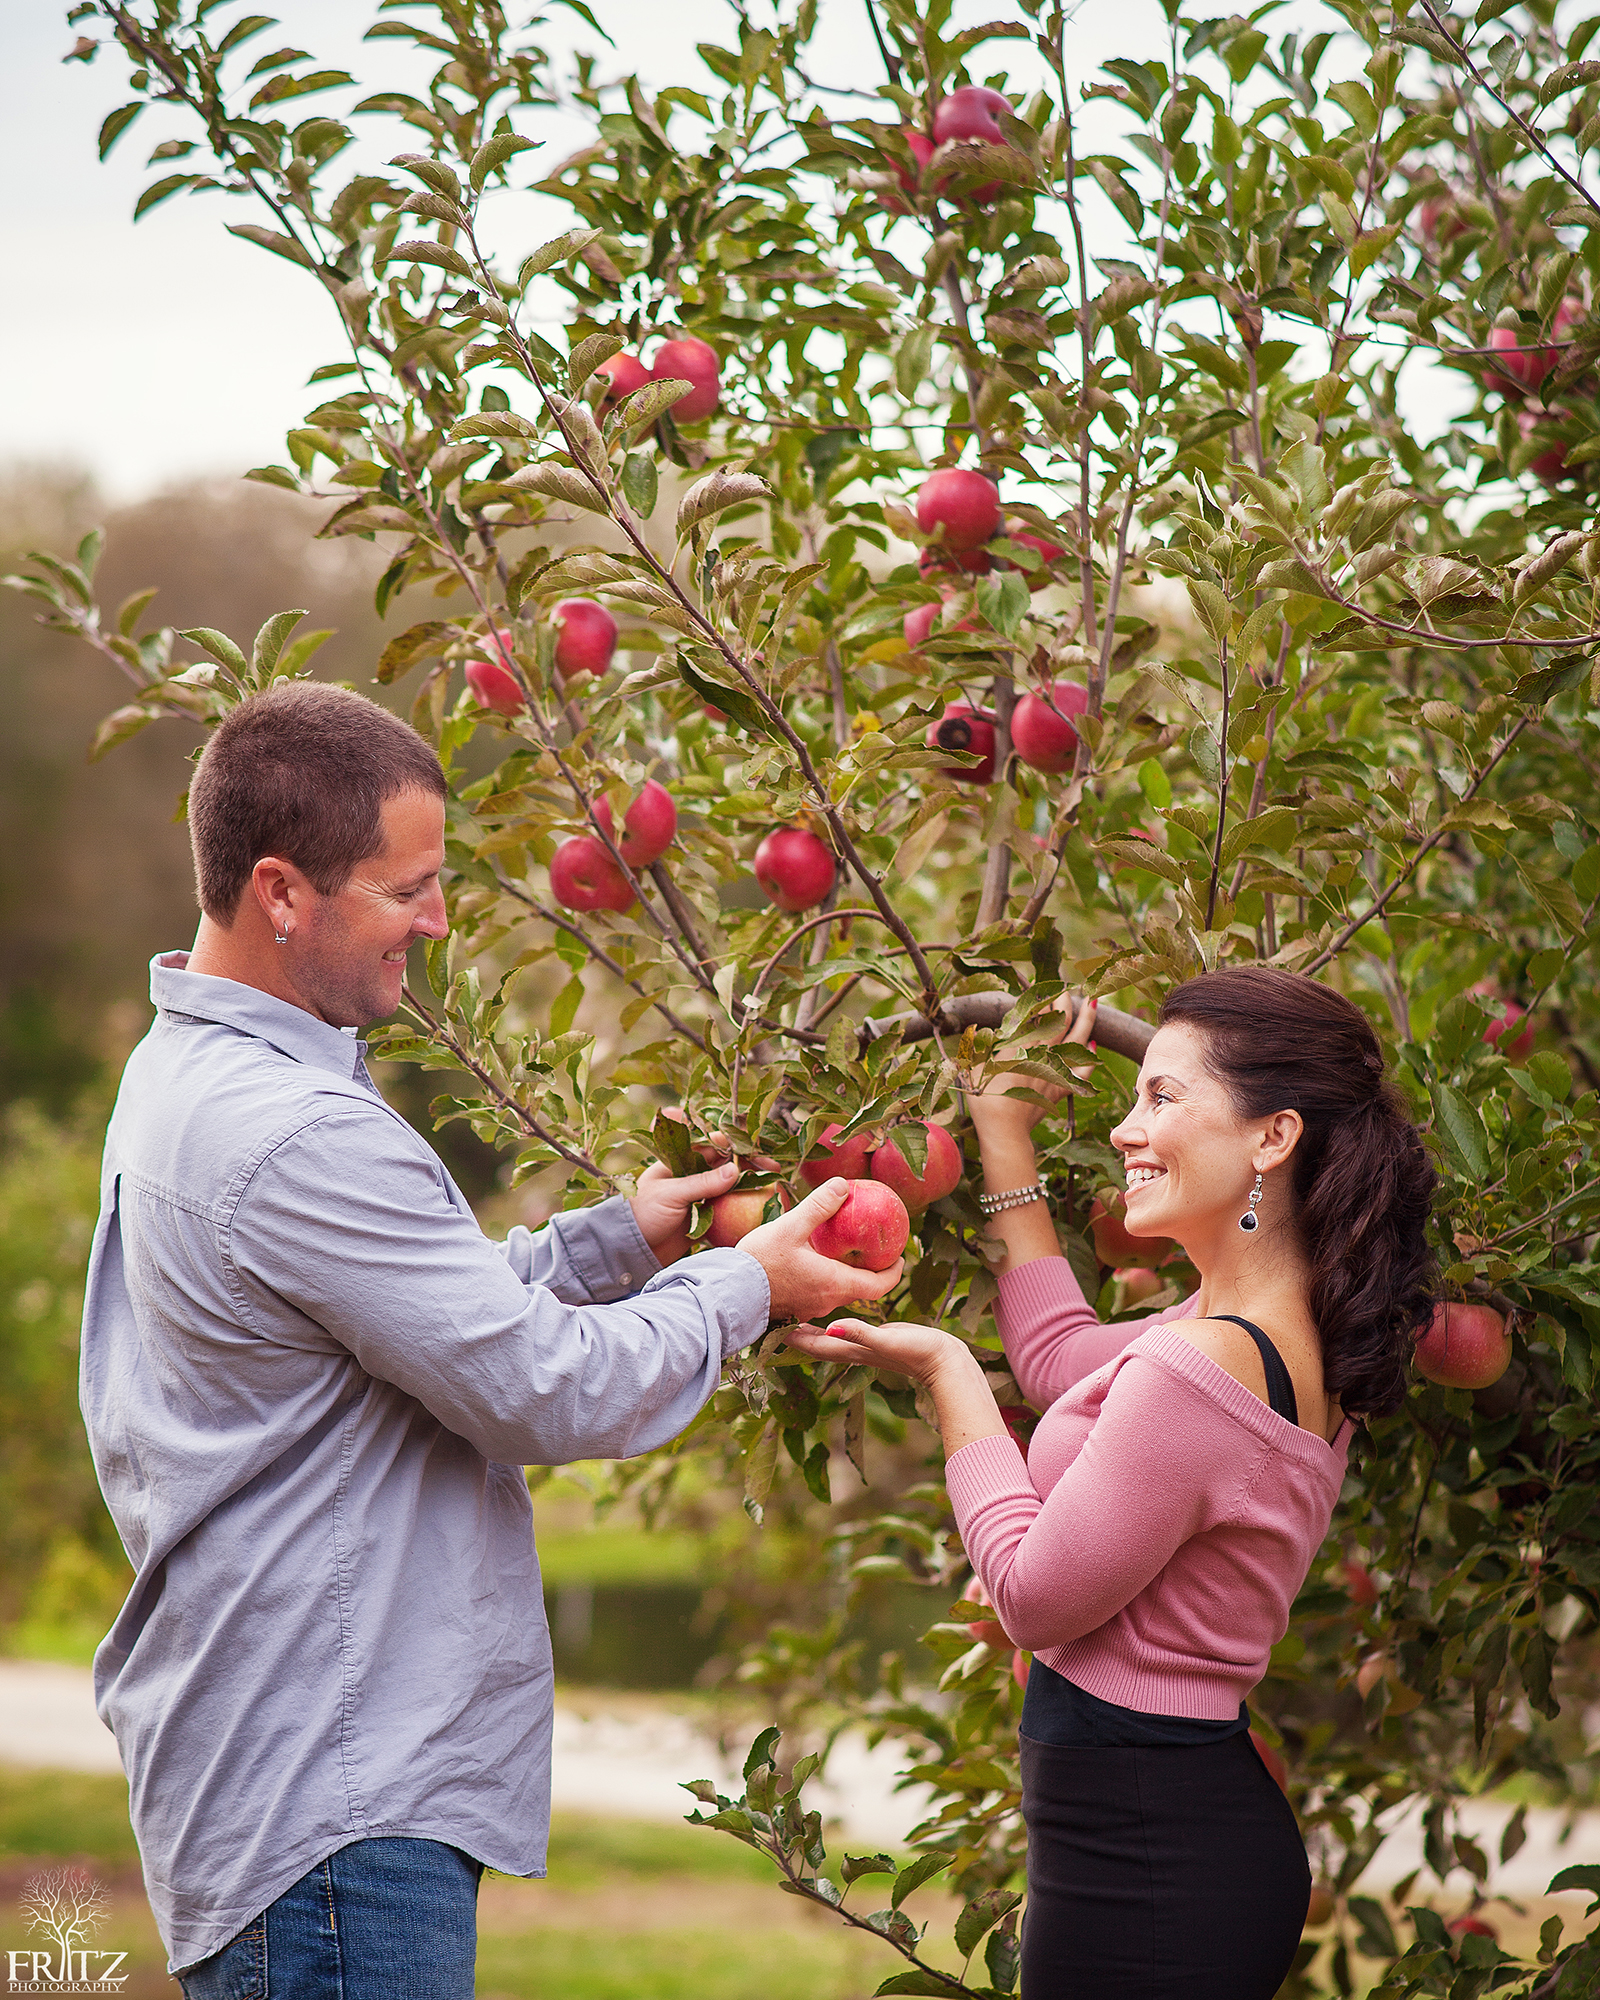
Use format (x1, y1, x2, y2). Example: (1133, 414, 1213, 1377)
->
(13, 0, 1600, 1989)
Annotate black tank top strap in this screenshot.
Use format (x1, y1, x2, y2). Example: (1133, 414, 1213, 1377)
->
(1209, 1315, 1299, 1427)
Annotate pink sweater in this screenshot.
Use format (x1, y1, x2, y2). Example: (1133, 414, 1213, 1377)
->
(945, 1258, 1350, 1719)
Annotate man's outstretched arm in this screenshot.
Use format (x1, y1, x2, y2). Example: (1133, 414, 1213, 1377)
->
(229, 1110, 898, 1465)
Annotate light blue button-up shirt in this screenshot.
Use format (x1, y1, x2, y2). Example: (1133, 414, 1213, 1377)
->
(81, 953, 770, 1972)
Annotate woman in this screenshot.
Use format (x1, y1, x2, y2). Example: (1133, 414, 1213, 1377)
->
(787, 966, 1436, 1999)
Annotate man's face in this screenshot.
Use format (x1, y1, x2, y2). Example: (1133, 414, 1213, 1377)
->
(294, 789, 449, 1028)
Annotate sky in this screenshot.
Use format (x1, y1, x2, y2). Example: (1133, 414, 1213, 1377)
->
(2, 0, 1462, 502)
(0, 0, 1187, 501)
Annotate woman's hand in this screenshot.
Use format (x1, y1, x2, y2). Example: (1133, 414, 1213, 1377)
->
(969, 994, 1098, 1136)
(783, 1316, 961, 1384)
(783, 1319, 1009, 1458)
(630, 1158, 738, 1267)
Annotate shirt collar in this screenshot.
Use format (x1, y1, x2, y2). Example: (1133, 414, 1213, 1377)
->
(150, 951, 370, 1082)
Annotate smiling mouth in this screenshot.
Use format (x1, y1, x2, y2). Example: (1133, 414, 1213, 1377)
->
(1125, 1165, 1166, 1192)
(382, 948, 409, 964)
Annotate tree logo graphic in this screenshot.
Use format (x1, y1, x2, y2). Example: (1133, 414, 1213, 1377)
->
(6, 1870, 128, 1992)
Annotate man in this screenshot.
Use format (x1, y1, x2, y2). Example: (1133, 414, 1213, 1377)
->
(80, 681, 897, 1997)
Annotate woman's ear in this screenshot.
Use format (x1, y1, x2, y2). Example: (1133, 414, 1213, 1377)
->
(1255, 1107, 1304, 1174)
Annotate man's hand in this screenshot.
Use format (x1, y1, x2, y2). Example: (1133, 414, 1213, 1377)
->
(735, 1179, 904, 1318)
(631, 1159, 739, 1267)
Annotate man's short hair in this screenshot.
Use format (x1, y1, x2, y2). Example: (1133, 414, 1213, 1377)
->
(189, 682, 447, 922)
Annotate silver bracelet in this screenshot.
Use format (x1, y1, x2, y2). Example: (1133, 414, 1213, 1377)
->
(978, 1182, 1046, 1217)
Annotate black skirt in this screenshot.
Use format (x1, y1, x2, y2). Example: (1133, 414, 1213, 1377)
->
(1019, 1727, 1310, 2000)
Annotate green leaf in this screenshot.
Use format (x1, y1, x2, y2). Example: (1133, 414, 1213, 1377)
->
(470, 131, 538, 190)
(516, 228, 603, 286)
(842, 1852, 898, 1884)
(376, 620, 456, 684)
(246, 608, 307, 682)
(1431, 1082, 1491, 1180)
(975, 570, 1029, 637)
(569, 330, 625, 393)
(1138, 758, 1172, 808)
(873, 1974, 967, 1997)
(890, 1852, 952, 1908)
(87, 704, 158, 762)
(1549, 1863, 1600, 1912)
(278, 629, 333, 678)
(954, 1887, 1024, 1959)
(388, 238, 475, 280)
(134, 174, 206, 220)
(179, 627, 249, 680)
(886, 1123, 928, 1177)
(98, 103, 142, 159)
(227, 222, 316, 269)
(677, 470, 770, 539)
(550, 972, 584, 1036)
(743, 1725, 782, 1779)
(1186, 580, 1232, 642)
(614, 378, 695, 427)
(621, 452, 658, 519)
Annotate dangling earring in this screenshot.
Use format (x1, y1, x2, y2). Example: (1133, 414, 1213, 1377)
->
(274, 926, 290, 945)
(1239, 1171, 1264, 1232)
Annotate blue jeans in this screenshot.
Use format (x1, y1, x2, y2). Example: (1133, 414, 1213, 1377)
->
(178, 1837, 481, 1999)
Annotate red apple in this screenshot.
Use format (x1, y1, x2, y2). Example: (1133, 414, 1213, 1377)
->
(933, 85, 1009, 146)
(808, 1180, 910, 1270)
(1488, 299, 1581, 391)
(707, 1183, 792, 1248)
(1413, 1301, 1511, 1390)
(1249, 1730, 1289, 1795)
(1012, 682, 1089, 774)
(1305, 1884, 1336, 1928)
(870, 1120, 963, 1211)
(1487, 998, 1536, 1058)
(1088, 1192, 1172, 1266)
(593, 780, 678, 867)
(552, 598, 618, 679)
(550, 836, 636, 914)
(465, 657, 525, 716)
(1116, 1267, 1164, 1307)
(927, 703, 996, 784)
(1449, 1916, 1497, 1941)
(650, 335, 722, 421)
(1356, 1652, 1388, 1700)
(799, 1123, 878, 1188)
(916, 468, 1001, 552)
(1341, 1559, 1379, 1608)
(1012, 1649, 1029, 1689)
(754, 827, 836, 912)
(1005, 527, 1065, 589)
(597, 352, 650, 404)
(969, 1616, 1011, 1648)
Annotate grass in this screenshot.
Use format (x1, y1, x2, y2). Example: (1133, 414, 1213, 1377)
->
(0, 1764, 901, 1999)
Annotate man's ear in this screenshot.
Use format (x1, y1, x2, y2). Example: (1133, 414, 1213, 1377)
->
(249, 856, 310, 938)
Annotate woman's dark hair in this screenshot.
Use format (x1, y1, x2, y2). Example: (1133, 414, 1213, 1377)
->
(1158, 966, 1436, 1419)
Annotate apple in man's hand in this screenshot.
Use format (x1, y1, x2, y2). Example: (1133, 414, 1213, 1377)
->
(465, 657, 524, 716)
(807, 1181, 911, 1271)
(549, 836, 635, 914)
(1412, 1301, 1511, 1389)
(754, 827, 836, 912)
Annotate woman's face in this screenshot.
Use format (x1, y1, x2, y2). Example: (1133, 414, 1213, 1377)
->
(1108, 1023, 1266, 1248)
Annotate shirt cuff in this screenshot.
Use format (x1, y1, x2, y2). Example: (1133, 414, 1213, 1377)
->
(547, 1195, 661, 1302)
(641, 1247, 771, 1358)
